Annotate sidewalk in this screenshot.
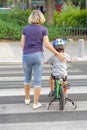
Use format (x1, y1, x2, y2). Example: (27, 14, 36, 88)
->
(0, 40, 87, 63)
(0, 41, 22, 63)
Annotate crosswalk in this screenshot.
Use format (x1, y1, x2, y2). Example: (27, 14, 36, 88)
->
(0, 63, 87, 130)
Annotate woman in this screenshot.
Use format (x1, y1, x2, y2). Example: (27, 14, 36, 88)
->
(21, 9, 64, 110)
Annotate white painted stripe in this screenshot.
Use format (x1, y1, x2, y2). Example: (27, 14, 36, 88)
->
(0, 121, 87, 130)
(0, 68, 81, 74)
(0, 71, 23, 74)
(0, 70, 51, 74)
(0, 101, 86, 114)
(68, 75, 87, 79)
(0, 65, 49, 69)
(0, 86, 87, 97)
(0, 65, 22, 68)
(67, 69, 81, 72)
(29, 65, 80, 72)
(0, 75, 87, 81)
(0, 70, 24, 74)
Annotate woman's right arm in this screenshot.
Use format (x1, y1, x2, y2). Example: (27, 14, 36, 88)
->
(43, 36, 65, 61)
(21, 34, 25, 49)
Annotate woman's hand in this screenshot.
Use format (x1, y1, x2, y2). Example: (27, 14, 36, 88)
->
(56, 52, 65, 61)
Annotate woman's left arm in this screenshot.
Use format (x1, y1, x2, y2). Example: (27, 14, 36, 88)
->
(43, 36, 65, 61)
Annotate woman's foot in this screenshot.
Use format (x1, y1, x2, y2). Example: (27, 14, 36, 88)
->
(33, 102, 42, 109)
(25, 99, 31, 105)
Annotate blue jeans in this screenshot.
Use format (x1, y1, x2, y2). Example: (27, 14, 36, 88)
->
(22, 51, 44, 87)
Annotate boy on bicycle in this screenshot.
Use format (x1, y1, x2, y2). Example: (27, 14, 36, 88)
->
(45, 39, 71, 97)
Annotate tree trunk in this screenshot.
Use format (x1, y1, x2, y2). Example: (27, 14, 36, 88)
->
(13, 0, 17, 8)
(80, 0, 86, 9)
(86, 0, 87, 9)
(45, 0, 54, 25)
(26, 0, 30, 9)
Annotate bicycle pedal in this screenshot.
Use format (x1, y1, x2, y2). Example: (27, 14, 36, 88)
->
(48, 94, 55, 97)
(48, 90, 55, 97)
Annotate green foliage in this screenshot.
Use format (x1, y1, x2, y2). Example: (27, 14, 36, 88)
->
(8, 10, 31, 26)
(0, 20, 22, 40)
(0, 9, 31, 40)
(55, 6, 87, 28)
(79, 0, 86, 9)
(54, 4, 81, 28)
(48, 27, 60, 40)
(0, 8, 87, 41)
(50, 5, 87, 40)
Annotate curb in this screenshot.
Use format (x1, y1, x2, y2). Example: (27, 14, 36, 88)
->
(72, 57, 87, 62)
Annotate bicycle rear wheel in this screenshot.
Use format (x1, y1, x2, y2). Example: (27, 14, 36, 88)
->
(59, 85, 65, 110)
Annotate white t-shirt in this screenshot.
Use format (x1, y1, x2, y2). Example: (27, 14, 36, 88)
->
(47, 53, 71, 77)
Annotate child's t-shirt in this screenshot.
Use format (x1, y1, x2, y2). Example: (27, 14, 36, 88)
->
(47, 53, 71, 77)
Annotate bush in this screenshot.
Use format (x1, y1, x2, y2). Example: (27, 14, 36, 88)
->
(0, 10, 31, 40)
(0, 20, 22, 40)
(0, 8, 87, 41)
(8, 10, 31, 26)
(54, 5, 87, 28)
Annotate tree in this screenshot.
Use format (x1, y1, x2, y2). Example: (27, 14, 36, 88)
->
(26, 0, 30, 9)
(72, 0, 80, 6)
(86, 0, 87, 9)
(79, 0, 86, 9)
(68, 0, 86, 9)
(45, 0, 54, 25)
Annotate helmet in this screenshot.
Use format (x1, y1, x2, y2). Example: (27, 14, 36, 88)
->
(53, 38, 66, 50)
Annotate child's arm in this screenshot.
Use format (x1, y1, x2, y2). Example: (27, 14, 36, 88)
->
(70, 57, 79, 62)
(63, 53, 71, 63)
(44, 55, 54, 65)
(64, 53, 79, 63)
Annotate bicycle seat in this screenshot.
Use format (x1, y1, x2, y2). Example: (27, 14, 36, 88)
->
(54, 75, 64, 80)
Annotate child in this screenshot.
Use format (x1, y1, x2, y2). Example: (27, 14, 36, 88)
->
(45, 39, 71, 97)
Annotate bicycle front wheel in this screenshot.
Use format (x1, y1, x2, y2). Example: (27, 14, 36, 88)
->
(59, 85, 65, 110)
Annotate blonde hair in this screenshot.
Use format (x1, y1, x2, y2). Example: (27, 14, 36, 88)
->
(28, 10, 46, 24)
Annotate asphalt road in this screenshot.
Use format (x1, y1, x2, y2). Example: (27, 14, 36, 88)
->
(0, 62, 87, 130)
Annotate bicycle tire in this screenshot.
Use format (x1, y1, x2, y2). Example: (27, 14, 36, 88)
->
(59, 84, 65, 110)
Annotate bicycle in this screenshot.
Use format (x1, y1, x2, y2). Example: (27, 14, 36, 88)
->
(47, 75, 77, 110)
(46, 38, 77, 110)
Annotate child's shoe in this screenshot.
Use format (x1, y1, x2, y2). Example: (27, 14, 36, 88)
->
(63, 83, 70, 89)
(48, 90, 55, 97)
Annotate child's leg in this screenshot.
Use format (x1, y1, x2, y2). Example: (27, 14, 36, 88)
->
(63, 81, 68, 97)
(49, 75, 54, 91)
(48, 75, 55, 96)
(62, 76, 69, 97)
